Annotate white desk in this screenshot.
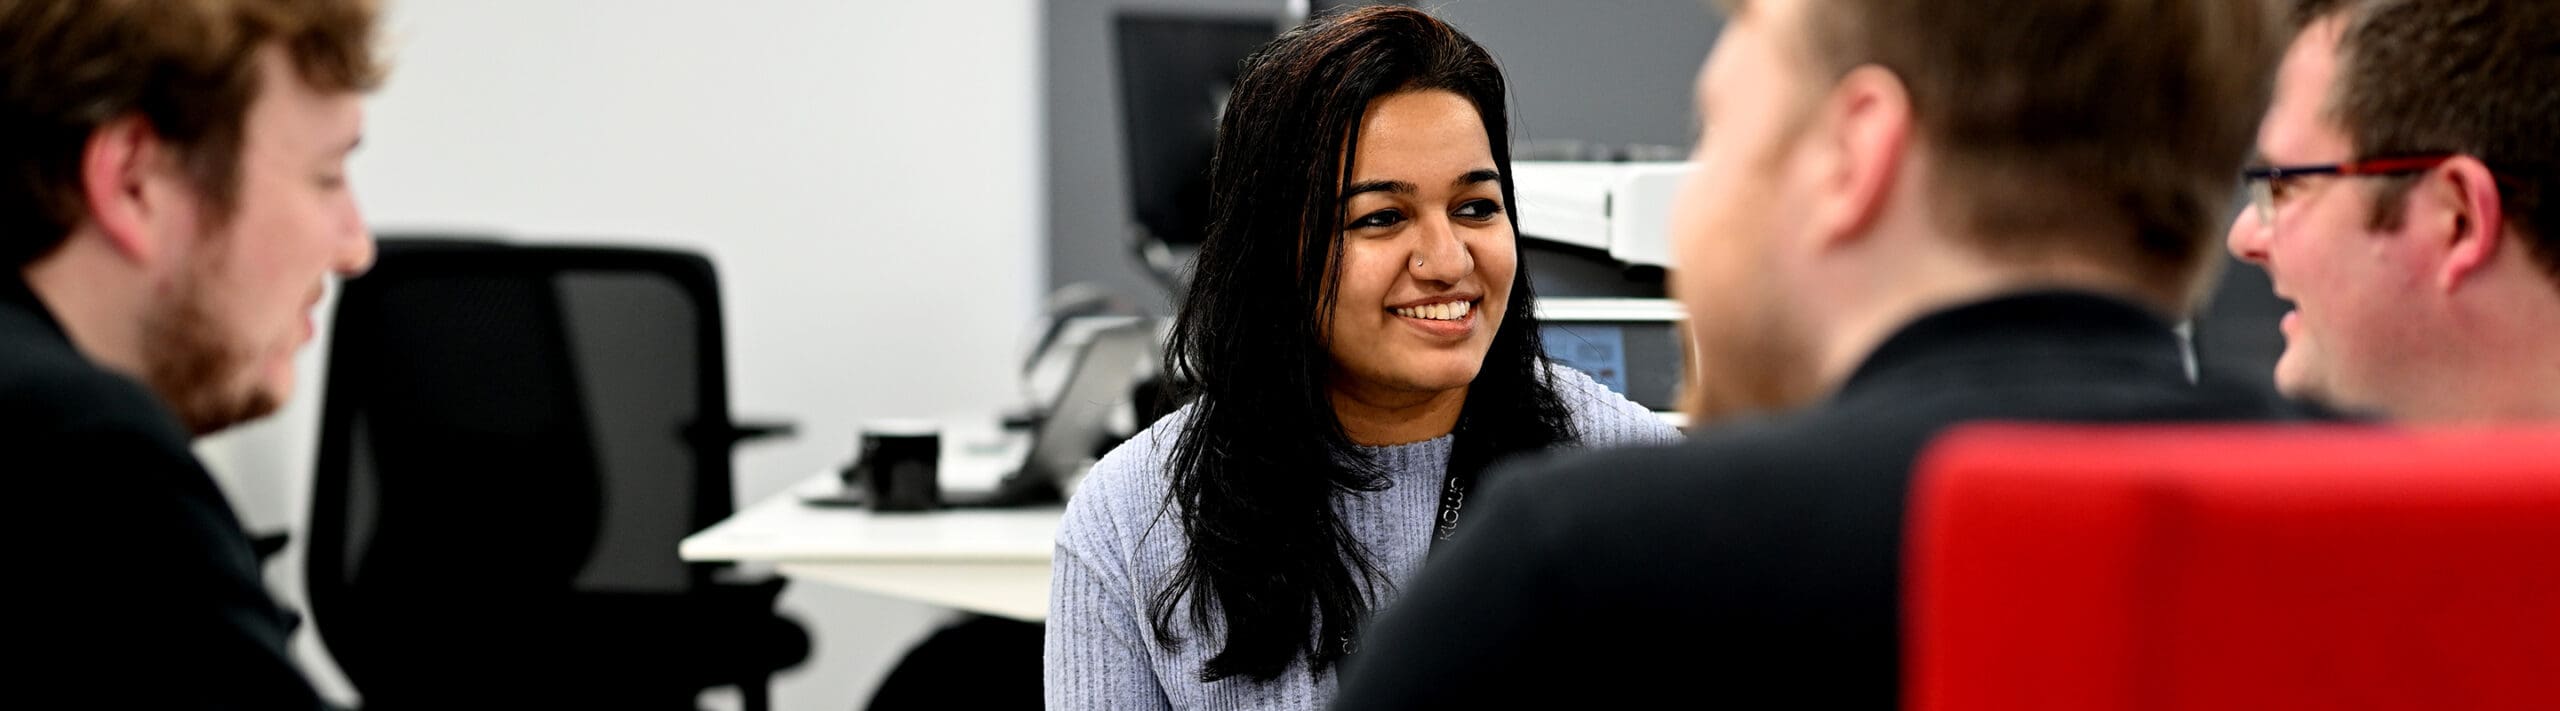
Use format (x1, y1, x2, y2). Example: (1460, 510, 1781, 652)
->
(680, 408, 1679, 622)
(680, 428, 1063, 622)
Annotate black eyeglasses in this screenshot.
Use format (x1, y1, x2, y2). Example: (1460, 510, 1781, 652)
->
(2243, 154, 2454, 229)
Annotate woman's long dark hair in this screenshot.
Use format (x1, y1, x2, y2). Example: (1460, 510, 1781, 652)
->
(1148, 5, 1575, 683)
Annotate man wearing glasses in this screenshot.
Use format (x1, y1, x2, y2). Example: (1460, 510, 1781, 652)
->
(2230, 0, 2559, 421)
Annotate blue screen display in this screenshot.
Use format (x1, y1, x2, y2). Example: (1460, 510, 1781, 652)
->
(1540, 324, 1629, 396)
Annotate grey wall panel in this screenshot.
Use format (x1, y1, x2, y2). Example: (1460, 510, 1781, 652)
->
(1045, 0, 1725, 311)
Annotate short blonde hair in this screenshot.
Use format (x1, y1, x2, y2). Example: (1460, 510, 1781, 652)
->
(1790, 0, 2288, 298)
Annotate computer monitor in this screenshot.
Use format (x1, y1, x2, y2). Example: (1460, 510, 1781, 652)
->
(1018, 319, 1152, 501)
(1113, 11, 1280, 248)
(1536, 298, 1688, 414)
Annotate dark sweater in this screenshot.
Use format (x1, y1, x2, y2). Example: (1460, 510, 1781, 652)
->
(2, 276, 324, 709)
(1335, 290, 2330, 709)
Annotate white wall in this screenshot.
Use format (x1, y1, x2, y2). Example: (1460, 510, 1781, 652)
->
(194, 1, 1045, 708)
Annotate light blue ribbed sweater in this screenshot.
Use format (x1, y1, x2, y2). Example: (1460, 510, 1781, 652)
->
(1045, 366, 1679, 710)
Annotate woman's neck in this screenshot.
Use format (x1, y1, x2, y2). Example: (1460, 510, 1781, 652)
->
(1329, 380, 1469, 447)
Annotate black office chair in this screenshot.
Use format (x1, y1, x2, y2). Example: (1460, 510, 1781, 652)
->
(305, 238, 806, 710)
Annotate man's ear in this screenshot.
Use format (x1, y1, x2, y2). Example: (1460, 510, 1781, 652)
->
(1807, 64, 1912, 253)
(77, 115, 171, 265)
(2430, 155, 2508, 292)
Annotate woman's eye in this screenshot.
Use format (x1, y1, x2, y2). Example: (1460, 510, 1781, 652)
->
(1454, 199, 1504, 220)
(1350, 209, 1406, 229)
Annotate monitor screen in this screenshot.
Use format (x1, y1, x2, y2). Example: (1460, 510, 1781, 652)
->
(1113, 12, 1279, 247)
(1541, 321, 1685, 411)
(1544, 324, 1629, 393)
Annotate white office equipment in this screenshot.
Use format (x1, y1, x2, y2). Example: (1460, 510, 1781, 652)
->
(1511, 160, 1692, 269)
(1536, 297, 1691, 429)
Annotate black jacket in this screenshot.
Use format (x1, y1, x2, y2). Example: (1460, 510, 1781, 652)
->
(3, 277, 324, 708)
(1335, 291, 2328, 709)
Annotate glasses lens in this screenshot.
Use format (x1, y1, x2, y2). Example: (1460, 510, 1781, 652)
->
(2248, 178, 2276, 229)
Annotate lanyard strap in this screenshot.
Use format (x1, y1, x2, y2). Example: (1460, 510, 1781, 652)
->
(1344, 462, 1475, 657)
(1428, 463, 1476, 552)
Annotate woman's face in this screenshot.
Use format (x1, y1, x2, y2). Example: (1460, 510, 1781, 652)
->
(1322, 89, 1516, 401)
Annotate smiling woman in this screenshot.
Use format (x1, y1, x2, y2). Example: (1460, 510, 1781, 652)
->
(1042, 6, 1679, 711)
(1324, 90, 1520, 445)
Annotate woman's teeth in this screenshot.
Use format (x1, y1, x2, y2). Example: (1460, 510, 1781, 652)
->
(1392, 300, 1473, 321)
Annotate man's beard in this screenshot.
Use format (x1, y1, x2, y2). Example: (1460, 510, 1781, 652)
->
(140, 271, 277, 436)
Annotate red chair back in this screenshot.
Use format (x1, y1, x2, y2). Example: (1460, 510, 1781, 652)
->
(1907, 424, 2560, 711)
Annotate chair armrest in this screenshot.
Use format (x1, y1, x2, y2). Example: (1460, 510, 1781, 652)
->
(246, 530, 303, 637)
(684, 419, 798, 449)
(730, 419, 796, 446)
(249, 530, 291, 566)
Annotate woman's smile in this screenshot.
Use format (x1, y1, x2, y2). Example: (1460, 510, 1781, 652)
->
(1388, 297, 1479, 339)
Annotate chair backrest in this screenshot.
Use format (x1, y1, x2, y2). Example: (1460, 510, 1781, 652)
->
(304, 238, 744, 695)
(1906, 423, 2560, 711)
